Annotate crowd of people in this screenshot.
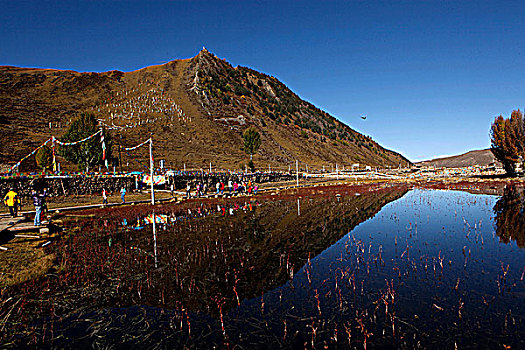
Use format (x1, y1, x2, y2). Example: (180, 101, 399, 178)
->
(2, 176, 259, 229)
(185, 179, 258, 198)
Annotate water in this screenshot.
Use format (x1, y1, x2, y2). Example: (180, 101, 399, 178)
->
(228, 189, 524, 348)
(2, 186, 525, 348)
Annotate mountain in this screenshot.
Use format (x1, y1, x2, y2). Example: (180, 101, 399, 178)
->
(416, 149, 499, 168)
(0, 49, 410, 172)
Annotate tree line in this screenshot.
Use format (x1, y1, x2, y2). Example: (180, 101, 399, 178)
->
(490, 109, 524, 176)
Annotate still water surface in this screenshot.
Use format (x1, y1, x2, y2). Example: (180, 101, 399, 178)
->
(227, 189, 525, 348)
(5, 186, 525, 348)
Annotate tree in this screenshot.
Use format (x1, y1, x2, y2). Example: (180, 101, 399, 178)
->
(300, 129, 308, 138)
(493, 185, 525, 248)
(35, 145, 52, 172)
(490, 110, 524, 176)
(248, 159, 255, 172)
(59, 112, 112, 171)
(242, 127, 261, 161)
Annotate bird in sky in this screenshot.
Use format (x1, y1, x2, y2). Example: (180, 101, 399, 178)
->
(361, 115, 367, 120)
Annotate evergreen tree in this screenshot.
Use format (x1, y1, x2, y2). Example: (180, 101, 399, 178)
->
(242, 127, 261, 161)
(59, 112, 112, 171)
(35, 145, 52, 172)
(248, 159, 255, 172)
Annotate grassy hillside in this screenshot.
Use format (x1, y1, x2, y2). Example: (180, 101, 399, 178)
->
(416, 149, 499, 168)
(0, 49, 410, 172)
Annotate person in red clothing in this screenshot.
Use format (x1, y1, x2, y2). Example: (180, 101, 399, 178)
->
(102, 188, 108, 206)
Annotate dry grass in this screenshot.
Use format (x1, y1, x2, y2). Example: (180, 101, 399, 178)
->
(0, 191, 174, 288)
(0, 236, 56, 289)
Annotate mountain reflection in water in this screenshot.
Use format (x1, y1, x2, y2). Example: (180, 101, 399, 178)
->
(1, 184, 408, 348)
(122, 186, 409, 314)
(4, 186, 525, 349)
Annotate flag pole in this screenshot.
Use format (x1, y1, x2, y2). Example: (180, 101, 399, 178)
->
(296, 159, 299, 187)
(149, 138, 155, 205)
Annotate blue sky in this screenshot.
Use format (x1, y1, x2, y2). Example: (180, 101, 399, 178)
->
(2, 0, 524, 161)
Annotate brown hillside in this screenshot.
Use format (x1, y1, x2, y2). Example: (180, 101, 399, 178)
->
(0, 49, 410, 172)
(416, 149, 500, 168)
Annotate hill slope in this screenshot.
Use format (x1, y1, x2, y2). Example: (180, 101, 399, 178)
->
(416, 149, 499, 168)
(0, 49, 410, 172)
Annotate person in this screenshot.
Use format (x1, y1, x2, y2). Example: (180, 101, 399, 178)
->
(216, 182, 220, 194)
(186, 183, 191, 198)
(253, 184, 259, 194)
(228, 179, 233, 194)
(220, 181, 225, 195)
(42, 194, 48, 218)
(32, 189, 46, 226)
(3, 188, 19, 218)
(120, 187, 126, 203)
(102, 188, 108, 206)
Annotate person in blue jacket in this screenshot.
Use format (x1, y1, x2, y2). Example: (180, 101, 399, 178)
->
(120, 187, 126, 203)
(31, 189, 46, 226)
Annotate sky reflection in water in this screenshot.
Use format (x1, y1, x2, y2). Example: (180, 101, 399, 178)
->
(6, 187, 525, 348)
(224, 189, 525, 348)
